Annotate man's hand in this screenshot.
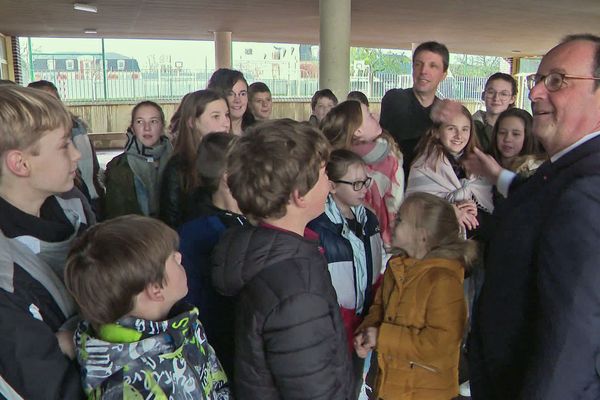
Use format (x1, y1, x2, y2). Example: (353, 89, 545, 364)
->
(430, 99, 463, 125)
(463, 147, 503, 183)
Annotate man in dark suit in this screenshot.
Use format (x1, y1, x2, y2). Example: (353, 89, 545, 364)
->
(468, 34, 600, 400)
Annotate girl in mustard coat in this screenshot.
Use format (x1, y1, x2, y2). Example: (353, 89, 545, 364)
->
(354, 192, 477, 400)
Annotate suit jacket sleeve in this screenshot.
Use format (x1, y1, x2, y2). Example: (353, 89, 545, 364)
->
(522, 176, 600, 399)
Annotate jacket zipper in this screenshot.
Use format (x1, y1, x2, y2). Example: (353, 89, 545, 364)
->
(409, 361, 438, 373)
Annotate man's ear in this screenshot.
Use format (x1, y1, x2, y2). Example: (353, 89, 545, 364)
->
(144, 282, 165, 302)
(3, 150, 31, 178)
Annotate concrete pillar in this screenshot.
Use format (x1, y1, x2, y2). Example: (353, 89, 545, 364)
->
(319, 0, 351, 99)
(214, 31, 232, 69)
(410, 42, 418, 77)
(511, 57, 521, 75)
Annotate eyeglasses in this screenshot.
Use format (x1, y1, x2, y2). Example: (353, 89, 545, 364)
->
(483, 89, 512, 100)
(526, 72, 600, 92)
(334, 177, 372, 191)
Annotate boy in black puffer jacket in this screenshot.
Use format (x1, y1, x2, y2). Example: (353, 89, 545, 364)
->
(212, 119, 354, 399)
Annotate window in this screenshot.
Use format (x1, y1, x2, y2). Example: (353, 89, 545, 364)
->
(66, 59, 75, 70)
(117, 59, 125, 71)
(46, 59, 55, 70)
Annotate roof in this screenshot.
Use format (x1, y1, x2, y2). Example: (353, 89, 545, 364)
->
(1, 0, 599, 57)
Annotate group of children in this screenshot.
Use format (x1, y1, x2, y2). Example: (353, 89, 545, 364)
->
(0, 64, 544, 400)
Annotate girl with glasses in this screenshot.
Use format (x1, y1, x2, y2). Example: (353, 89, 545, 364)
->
(308, 149, 385, 399)
(321, 100, 404, 247)
(473, 73, 517, 151)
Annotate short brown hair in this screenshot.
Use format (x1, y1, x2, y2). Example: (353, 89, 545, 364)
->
(27, 80, 60, 99)
(248, 81, 271, 101)
(413, 41, 450, 72)
(227, 119, 330, 220)
(65, 215, 179, 327)
(311, 88, 338, 111)
(326, 149, 365, 181)
(197, 132, 238, 194)
(484, 72, 518, 97)
(0, 86, 72, 176)
(400, 192, 477, 267)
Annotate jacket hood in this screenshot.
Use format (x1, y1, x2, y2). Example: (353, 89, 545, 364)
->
(388, 256, 464, 288)
(212, 225, 322, 297)
(75, 305, 200, 391)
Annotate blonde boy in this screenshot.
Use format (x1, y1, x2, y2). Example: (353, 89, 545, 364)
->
(0, 85, 85, 399)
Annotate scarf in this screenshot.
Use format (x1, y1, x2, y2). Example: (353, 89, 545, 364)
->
(407, 150, 494, 213)
(124, 130, 172, 216)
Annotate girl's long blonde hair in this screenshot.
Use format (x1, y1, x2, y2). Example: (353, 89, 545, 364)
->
(401, 192, 478, 268)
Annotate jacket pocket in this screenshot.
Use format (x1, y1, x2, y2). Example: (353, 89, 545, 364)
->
(410, 361, 455, 391)
(409, 360, 438, 373)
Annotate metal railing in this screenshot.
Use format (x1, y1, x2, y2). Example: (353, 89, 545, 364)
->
(28, 65, 495, 104)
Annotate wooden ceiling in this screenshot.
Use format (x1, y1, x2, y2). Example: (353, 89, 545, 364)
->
(1, 0, 599, 57)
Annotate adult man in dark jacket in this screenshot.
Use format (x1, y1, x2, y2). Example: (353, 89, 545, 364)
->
(379, 41, 448, 178)
(212, 119, 353, 399)
(468, 34, 600, 400)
